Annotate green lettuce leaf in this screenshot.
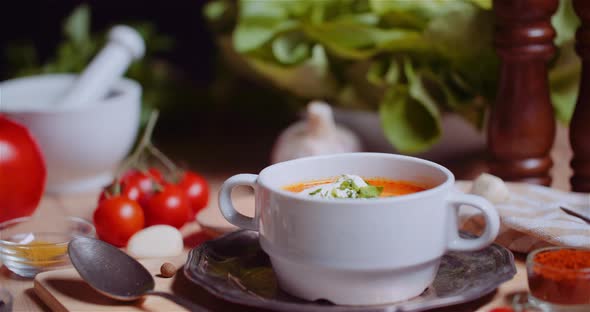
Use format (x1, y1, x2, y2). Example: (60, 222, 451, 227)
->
(303, 21, 427, 59)
(244, 44, 339, 98)
(468, 0, 492, 10)
(552, 0, 579, 46)
(369, 0, 471, 18)
(271, 31, 311, 65)
(63, 4, 90, 45)
(423, 3, 498, 100)
(367, 58, 401, 87)
(550, 40, 581, 123)
(380, 85, 440, 154)
(233, 20, 298, 53)
(549, 0, 580, 123)
(404, 61, 441, 120)
(204, 0, 229, 20)
(232, 0, 300, 52)
(379, 60, 441, 153)
(204, 0, 581, 154)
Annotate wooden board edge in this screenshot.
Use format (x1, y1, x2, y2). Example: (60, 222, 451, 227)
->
(34, 278, 69, 312)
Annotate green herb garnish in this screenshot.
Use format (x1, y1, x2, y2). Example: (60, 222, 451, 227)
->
(306, 176, 383, 199)
(359, 185, 384, 199)
(309, 188, 322, 196)
(338, 179, 360, 192)
(332, 178, 361, 198)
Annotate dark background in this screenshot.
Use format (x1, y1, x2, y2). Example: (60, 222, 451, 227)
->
(0, 0, 296, 171)
(0, 0, 215, 83)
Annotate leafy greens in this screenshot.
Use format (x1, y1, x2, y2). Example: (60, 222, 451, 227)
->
(205, 0, 580, 153)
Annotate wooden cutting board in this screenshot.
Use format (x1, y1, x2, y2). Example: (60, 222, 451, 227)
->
(32, 254, 267, 312)
(33, 256, 192, 312)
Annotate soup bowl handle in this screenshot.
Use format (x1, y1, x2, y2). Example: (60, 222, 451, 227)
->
(446, 193, 500, 251)
(218, 174, 259, 231)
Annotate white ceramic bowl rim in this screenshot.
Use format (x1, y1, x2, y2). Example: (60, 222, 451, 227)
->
(257, 152, 454, 204)
(0, 73, 141, 113)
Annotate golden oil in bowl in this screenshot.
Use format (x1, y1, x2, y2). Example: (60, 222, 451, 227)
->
(0, 216, 95, 278)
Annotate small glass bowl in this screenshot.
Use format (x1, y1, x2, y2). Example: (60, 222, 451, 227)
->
(526, 246, 590, 312)
(0, 216, 95, 278)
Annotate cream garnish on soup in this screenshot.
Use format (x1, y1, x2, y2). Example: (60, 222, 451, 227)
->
(283, 174, 426, 199)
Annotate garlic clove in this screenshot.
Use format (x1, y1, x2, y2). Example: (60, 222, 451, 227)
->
(307, 101, 336, 137)
(271, 101, 362, 164)
(127, 225, 183, 259)
(470, 173, 510, 204)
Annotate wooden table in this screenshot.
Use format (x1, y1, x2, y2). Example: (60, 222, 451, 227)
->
(2, 123, 574, 312)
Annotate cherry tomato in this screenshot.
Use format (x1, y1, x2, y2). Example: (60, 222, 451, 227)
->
(124, 175, 158, 207)
(147, 167, 165, 184)
(0, 116, 46, 223)
(122, 167, 164, 185)
(119, 168, 164, 207)
(489, 308, 514, 312)
(177, 171, 209, 220)
(144, 185, 190, 229)
(99, 180, 142, 203)
(93, 196, 145, 247)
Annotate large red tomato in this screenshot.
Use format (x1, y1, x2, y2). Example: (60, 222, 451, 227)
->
(0, 116, 46, 223)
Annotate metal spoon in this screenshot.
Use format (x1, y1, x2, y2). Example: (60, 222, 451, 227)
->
(68, 236, 208, 311)
(560, 204, 590, 224)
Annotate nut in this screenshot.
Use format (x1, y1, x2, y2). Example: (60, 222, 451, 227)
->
(160, 262, 177, 278)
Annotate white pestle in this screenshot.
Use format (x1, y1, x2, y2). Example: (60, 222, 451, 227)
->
(57, 25, 145, 108)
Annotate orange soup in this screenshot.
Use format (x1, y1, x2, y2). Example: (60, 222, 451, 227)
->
(283, 177, 427, 197)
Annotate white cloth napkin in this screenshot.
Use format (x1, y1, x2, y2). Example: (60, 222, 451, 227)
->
(455, 181, 590, 253)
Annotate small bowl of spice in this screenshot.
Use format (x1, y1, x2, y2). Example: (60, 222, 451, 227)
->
(527, 246, 590, 311)
(0, 216, 95, 278)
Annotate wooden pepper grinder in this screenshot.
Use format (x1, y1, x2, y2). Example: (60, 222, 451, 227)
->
(488, 0, 558, 186)
(571, 1, 590, 192)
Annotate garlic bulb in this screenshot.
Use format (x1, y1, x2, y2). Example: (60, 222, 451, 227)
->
(271, 101, 362, 164)
(470, 173, 510, 204)
(127, 225, 183, 258)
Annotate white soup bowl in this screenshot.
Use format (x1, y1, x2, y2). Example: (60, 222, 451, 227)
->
(218, 153, 500, 305)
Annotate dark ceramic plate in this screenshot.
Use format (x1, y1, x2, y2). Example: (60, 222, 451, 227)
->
(184, 230, 516, 312)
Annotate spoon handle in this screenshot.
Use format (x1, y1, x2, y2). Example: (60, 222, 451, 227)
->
(147, 291, 210, 312)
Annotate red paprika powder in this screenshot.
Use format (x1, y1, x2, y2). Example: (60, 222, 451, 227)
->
(527, 248, 590, 305)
